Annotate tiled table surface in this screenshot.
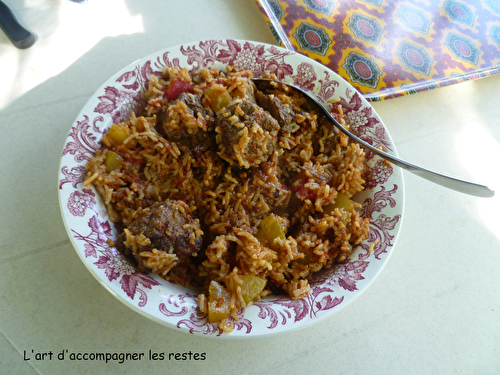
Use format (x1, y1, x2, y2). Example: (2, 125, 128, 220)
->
(0, 1, 499, 374)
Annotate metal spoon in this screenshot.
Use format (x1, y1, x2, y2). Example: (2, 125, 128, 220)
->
(252, 78, 494, 198)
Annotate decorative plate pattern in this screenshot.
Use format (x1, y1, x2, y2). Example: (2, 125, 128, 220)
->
(396, 41, 433, 75)
(397, 4, 432, 35)
(293, 22, 333, 55)
(255, 0, 500, 101)
(58, 40, 404, 338)
(346, 13, 384, 44)
(343, 51, 382, 89)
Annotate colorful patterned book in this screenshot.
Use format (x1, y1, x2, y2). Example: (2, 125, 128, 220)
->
(255, 0, 500, 101)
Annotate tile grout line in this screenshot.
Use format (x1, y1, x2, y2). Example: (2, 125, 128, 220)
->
(0, 93, 93, 117)
(0, 240, 71, 265)
(1, 331, 41, 375)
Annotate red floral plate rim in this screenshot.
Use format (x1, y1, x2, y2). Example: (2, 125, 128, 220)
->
(58, 39, 405, 339)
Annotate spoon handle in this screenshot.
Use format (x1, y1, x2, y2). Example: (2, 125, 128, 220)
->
(0, 1, 35, 49)
(252, 78, 495, 198)
(332, 122, 494, 198)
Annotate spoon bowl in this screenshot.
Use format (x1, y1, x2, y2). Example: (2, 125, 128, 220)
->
(252, 77, 494, 198)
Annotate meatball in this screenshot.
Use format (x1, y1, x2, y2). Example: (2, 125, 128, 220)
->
(255, 90, 294, 128)
(117, 200, 203, 273)
(158, 92, 214, 141)
(313, 114, 341, 156)
(215, 99, 280, 169)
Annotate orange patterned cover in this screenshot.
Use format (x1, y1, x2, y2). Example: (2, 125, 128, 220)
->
(255, 0, 500, 101)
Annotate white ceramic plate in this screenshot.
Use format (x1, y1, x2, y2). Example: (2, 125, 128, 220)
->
(58, 39, 404, 338)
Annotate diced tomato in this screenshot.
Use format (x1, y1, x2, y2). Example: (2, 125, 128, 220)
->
(124, 156, 144, 167)
(291, 181, 317, 201)
(165, 79, 192, 100)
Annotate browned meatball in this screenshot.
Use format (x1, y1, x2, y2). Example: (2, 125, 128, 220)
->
(158, 92, 214, 141)
(117, 200, 203, 273)
(215, 100, 280, 169)
(255, 90, 294, 128)
(313, 114, 341, 156)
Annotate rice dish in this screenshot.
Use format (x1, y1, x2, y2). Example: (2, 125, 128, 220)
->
(84, 66, 370, 332)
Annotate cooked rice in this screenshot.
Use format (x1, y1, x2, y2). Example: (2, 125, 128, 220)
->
(84, 66, 370, 331)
